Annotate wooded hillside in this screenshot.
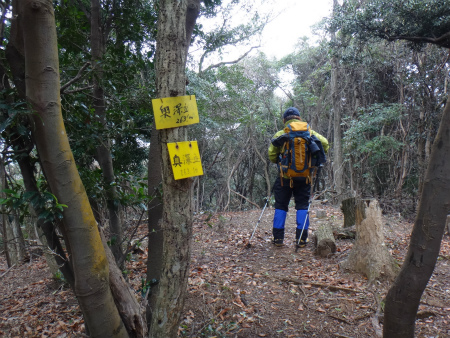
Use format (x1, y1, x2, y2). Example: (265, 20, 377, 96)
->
(1, 0, 450, 337)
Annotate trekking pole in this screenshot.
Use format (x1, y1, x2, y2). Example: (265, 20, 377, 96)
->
(295, 165, 323, 253)
(245, 184, 274, 249)
(295, 202, 310, 253)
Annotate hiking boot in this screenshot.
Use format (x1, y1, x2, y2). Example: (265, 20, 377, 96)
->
(272, 239, 284, 247)
(296, 238, 309, 248)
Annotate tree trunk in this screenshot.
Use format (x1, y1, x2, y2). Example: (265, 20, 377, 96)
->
(91, 0, 124, 265)
(100, 228, 147, 338)
(11, 212, 26, 262)
(5, 0, 74, 283)
(0, 164, 27, 264)
(185, 0, 200, 55)
(340, 197, 360, 228)
(0, 157, 14, 267)
(20, 1, 127, 336)
(148, 0, 192, 336)
(340, 199, 398, 281)
(16, 150, 75, 285)
(6, 0, 26, 99)
(0, 157, 19, 267)
(331, 0, 345, 200)
(314, 223, 336, 257)
(146, 123, 164, 326)
(383, 101, 450, 337)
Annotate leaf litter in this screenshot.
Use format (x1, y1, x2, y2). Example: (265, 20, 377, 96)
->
(1, 203, 449, 337)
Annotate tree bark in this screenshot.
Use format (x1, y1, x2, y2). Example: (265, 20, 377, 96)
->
(340, 199, 398, 281)
(0, 156, 14, 267)
(185, 0, 200, 55)
(17, 152, 76, 286)
(146, 123, 164, 326)
(100, 228, 147, 338)
(0, 160, 27, 264)
(6, 0, 75, 286)
(10, 212, 26, 262)
(91, 0, 124, 265)
(314, 224, 336, 257)
(148, 0, 192, 336)
(314, 223, 336, 257)
(331, 0, 345, 200)
(341, 197, 360, 228)
(6, 0, 26, 99)
(383, 100, 450, 337)
(20, 1, 127, 336)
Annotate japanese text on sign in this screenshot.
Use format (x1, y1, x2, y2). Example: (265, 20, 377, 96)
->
(152, 95, 199, 130)
(167, 141, 203, 180)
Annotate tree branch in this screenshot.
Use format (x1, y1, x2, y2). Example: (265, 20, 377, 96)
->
(62, 85, 94, 95)
(388, 31, 450, 48)
(200, 46, 260, 73)
(230, 189, 260, 209)
(60, 62, 91, 94)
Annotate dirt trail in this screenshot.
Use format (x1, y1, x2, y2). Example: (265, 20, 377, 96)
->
(1, 203, 449, 337)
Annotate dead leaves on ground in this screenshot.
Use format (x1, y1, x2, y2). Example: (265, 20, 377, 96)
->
(1, 206, 450, 337)
(0, 260, 84, 337)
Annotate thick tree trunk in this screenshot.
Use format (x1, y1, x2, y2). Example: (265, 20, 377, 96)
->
(383, 101, 450, 337)
(20, 1, 127, 336)
(6, 0, 75, 286)
(145, 0, 201, 318)
(148, 1, 192, 336)
(340, 199, 398, 281)
(91, 0, 124, 265)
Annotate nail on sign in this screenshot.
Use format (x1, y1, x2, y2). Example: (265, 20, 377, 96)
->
(167, 141, 203, 180)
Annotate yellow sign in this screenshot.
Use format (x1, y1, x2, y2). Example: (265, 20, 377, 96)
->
(152, 95, 199, 129)
(167, 141, 203, 180)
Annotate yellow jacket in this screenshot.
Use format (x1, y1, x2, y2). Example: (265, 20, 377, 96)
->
(268, 119, 329, 163)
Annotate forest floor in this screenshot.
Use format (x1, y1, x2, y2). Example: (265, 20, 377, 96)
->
(1, 201, 450, 337)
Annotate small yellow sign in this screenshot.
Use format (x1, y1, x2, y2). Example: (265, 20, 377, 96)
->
(152, 95, 199, 130)
(167, 141, 203, 180)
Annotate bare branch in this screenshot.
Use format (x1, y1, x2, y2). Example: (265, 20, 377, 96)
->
(60, 62, 91, 94)
(230, 189, 260, 209)
(0, 264, 16, 279)
(200, 46, 260, 73)
(62, 85, 94, 95)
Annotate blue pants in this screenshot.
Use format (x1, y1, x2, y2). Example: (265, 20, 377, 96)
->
(272, 177, 310, 242)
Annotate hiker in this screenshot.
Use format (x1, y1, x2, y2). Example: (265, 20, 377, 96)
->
(268, 107, 329, 247)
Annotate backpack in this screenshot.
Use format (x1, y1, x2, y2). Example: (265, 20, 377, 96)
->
(310, 134, 327, 168)
(271, 121, 322, 186)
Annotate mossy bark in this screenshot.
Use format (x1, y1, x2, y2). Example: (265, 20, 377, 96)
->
(20, 1, 127, 336)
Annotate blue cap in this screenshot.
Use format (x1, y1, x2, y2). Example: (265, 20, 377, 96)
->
(283, 107, 300, 120)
